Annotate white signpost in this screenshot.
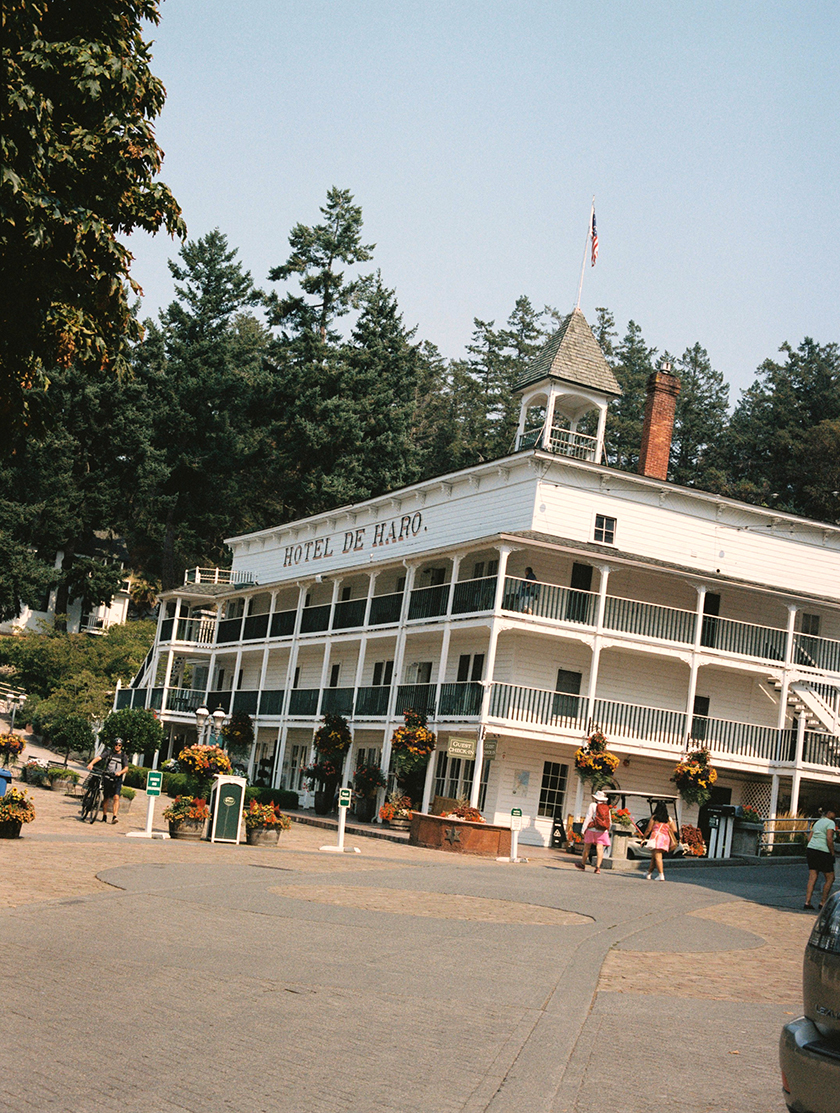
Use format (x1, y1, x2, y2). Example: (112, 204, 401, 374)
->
(497, 808, 526, 863)
(126, 770, 169, 840)
(320, 786, 361, 854)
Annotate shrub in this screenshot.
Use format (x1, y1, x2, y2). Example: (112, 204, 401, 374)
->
(244, 786, 299, 810)
(120, 786, 136, 801)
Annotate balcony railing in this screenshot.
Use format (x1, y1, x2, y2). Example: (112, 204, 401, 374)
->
(489, 683, 586, 730)
(243, 613, 269, 641)
(369, 592, 403, 625)
(299, 605, 330, 634)
(700, 615, 786, 662)
(165, 687, 205, 713)
(804, 731, 840, 769)
(320, 687, 354, 715)
(332, 599, 367, 630)
(408, 584, 448, 621)
(438, 682, 483, 716)
(604, 596, 695, 644)
(516, 426, 598, 461)
(688, 714, 790, 763)
(355, 686, 391, 716)
(287, 688, 319, 715)
(216, 617, 243, 644)
(451, 577, 496, 615)
(794, 634, 840, 674)
(395, 684, 436, 715)
(232, 690, 259, 715)
(184, 567, 256, 585)
(259, 690, 285, 716)
(271, 609, 296, 637)
(502, 577, 597, 625)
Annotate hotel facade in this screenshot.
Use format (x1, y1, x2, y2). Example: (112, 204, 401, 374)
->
(119, 310, 840, 845)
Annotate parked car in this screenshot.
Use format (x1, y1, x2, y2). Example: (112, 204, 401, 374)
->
(780, 890, 840, 1113)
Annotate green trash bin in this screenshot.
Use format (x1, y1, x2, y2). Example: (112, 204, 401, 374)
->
(210, 775, 246, 844)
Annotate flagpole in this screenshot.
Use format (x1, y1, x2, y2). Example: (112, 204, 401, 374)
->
(575, 197, 595, 309)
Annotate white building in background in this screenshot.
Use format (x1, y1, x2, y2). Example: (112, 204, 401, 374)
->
(0, 549, 131, 636)
(122, 309, 840, 845)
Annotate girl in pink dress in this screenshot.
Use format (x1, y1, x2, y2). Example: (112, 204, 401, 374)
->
(642, 801, 678, 880)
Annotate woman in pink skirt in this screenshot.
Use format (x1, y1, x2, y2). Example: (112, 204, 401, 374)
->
(575, 789, 612, 874)
(642, 801, 678, 880)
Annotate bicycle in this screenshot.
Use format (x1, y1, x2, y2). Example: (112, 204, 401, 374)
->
(79, 771, 103, 823)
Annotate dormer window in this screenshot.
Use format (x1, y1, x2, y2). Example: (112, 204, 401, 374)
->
(594, 514, 616, 545)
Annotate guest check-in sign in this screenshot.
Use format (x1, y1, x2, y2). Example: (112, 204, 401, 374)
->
(448, 736, 477, 759)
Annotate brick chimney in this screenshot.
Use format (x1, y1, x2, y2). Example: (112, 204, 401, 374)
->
(638, 363, 681, 481)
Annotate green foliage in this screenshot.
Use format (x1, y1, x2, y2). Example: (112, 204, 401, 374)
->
(220, 710, 254, 759)
(0, 0, 184, 435)
(37, 711, 94, 760)
(100, 708, 163, 754)
(669, 343, 730, 488)
(244, 786, 299, 810)
(604, 320, 657, 472)
(0, 621, 155, 699)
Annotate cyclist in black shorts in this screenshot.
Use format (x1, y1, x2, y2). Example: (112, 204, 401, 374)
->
(86, 740, 129, 824)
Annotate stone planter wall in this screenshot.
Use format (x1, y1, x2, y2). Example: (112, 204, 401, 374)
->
(409, 812, 512, 857)
(731, 822, 763, 857)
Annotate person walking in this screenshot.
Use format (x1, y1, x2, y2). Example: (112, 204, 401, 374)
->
(805, 805, 837, 910)
(87, 739, 129, 824)
(642, 801, 678, 880)
(575, 789, 612, 874)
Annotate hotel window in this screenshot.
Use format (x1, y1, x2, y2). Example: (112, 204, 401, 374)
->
(473, 559, 498, 579)
(433, 751, 489, 809)
(457, 653, 485, 682)
(341, 586, 352, 601)
(329, 663, 341, 687)
(372, 660, 394, 686)
(537, 761, 569, 819)
(594, 514, 617, 544)
(802, 613, 821, 636)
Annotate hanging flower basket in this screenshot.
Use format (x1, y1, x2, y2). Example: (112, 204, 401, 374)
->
(391, 708, 436, 760)
(671, 748, 718, 807)
(0, 734, 25, 767)
(574, 729, 619, 790)
(313, 714, 352, 757)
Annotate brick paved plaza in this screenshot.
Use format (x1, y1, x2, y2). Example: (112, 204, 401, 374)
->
(1, 775, 811, 1113)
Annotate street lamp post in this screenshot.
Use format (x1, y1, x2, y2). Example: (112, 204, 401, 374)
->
(210, 708, 227, 747)
(9, 694, 24, 733)
(195, 705, 210, 744)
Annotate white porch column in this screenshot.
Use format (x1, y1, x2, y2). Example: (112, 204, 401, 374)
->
(776, 604, 798, 730)
(584, 564, 611, 728)
(270, 585, 308, 789)
(692, 585, 707, 650)
(421, 746, 437, 814)
(272, 724, 287, 789)
(766, 773, 781, 850)
(684, 661, 700, 749)
(790, 712, 807, 815)
(381, 563, 419, 776)
(595, 403, 608, 464)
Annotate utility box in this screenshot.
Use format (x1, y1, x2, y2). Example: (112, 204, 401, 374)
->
(209, 775, 247, 844)
(706, 804, 738, 858)
(0, 769, 12, 797)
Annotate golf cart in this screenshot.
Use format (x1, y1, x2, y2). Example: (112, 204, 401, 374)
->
(604, 791, 682, 859)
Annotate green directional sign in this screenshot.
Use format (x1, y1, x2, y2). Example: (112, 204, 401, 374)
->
(511, 808, 522, 817)
(146, 770, 163, 797)
(338, 787, 352, 808)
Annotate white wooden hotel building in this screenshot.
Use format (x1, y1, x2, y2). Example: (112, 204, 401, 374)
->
(120, 310, 840, 845)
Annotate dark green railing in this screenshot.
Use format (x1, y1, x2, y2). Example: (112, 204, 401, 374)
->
(270, 609, 296, 637)
(165, 688, 205, 713)
(259, 690, 285, 716)
(794, 634, 840, 674)
(502, 577, 597, 624)
(408, 584, 448, 621)
(803, 732, 840, 768)
(332, 599, 367, 630)
(702, 615, 786, 661)
(320, 687, 354, 715)
(232, 690, 259, 715)
(369, 592, 403, 625)
(149, 687, 163, 710)
(300, 605, 331, 633)
(438, 682, 483, 716)
(216, 617, 243, 644)
(243, 613, 269, 641)
(451, 577, 496, 614)
(395, 684, 436, 716)
(355, 686, 391, 715)
(288, 688, 319, 715)
(159, 618, 174, 641)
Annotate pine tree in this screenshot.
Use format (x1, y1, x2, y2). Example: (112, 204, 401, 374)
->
(604, 320, 657, 471)
(669, 343, 730, 488)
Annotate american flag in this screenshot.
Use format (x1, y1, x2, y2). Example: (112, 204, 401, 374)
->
(591, 209, 598, 267)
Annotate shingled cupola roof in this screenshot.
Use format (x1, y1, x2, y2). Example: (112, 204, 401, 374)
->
(513, 308, 622, 398)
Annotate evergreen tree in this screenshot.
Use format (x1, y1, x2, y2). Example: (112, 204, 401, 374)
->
(715, 338, 840, 519)
(128, 230, 269, 586)
(604, 320, 657, 471)
(669, 343, 730, 488)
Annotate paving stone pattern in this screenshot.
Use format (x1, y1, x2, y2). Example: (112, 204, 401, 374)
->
(0, 768, 815, 1113)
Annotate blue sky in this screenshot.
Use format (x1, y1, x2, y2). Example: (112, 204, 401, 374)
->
(128, 0, 840, 399)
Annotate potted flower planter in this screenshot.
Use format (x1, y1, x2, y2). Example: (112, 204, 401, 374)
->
(0, 819, 22, 839)
(610, 825, 633, 860)
(168, 818, 205, 840)
(314, 788, 335, 815)
(246, 826, 281, 847)
(353, 796, 377, 823)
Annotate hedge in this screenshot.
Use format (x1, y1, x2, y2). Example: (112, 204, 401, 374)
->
(125, 766, 299, 809)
